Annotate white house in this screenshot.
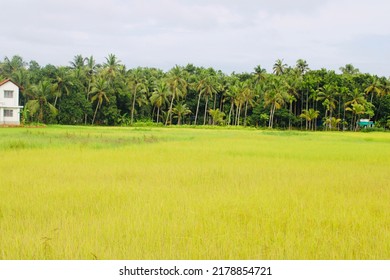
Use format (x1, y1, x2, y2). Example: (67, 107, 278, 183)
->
(0, 79, 23, 125)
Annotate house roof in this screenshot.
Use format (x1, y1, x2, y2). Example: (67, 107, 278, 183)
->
(0, 78, 21, 88)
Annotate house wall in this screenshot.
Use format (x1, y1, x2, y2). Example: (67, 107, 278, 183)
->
(0, 82, 19, 107)
(0, 81, 22, 125)
(1, 108, 21, 125)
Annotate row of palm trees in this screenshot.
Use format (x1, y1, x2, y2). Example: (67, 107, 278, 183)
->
(0, 55, 389, 130)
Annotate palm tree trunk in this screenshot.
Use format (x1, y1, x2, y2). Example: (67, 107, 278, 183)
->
(151, 106, 156, 121)
(268, 104, 272, 128)
(355, 114, 360, 131)
(156, 107, 160, 123)
(289, 101, 292, 130)
(178, 114, 181, 125)
(54, 95, 59, 108)
(213, 92, 217, 110)
(300, 92, 303, 130)
(268, 105, 273, 128)
(228, 102, 233, 125)
(194, 93, 201, 125)
(131, 85, 138, 125)
(203, 96, 209, 125)
(305, 88, 309, 130)
(235, 105, 239, 126)
(165, 94, 175, 126)
(92, 103, 99, 125)
(237, 105, 242, 126)
(244, 101, 248, 127)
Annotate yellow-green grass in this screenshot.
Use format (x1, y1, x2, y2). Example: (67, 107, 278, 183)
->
(0, 126, 389, 259)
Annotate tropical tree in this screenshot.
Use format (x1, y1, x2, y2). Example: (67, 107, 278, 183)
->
(103, 53, 121, 84)
(339, 64, 360, 75)
(300, 108, 320, 130)
(150, 80, 169, 123)
(1, 55, 27, 77)
(346, 103, 366, 131)
(90, 77, 110, 125)
(233, 82, 246, 126)
(195, 74, 218, 125)
(325, 117, 342, 131)
(317, 84, 338, 130)
(84, 56, 98, 93)
(208, 109, 225, 125)
(127, 69, 147, 124)
(240, 80, 257, 126)
(365, 78, 382, 103)
(223, 81, 239, 125)
(345, 88, 366, 107)
(53, 67, 73, 108)
(273, 59, 287, 76)
(172, 102, 191, 125)
(69, 55, 85, 70)
(264, 76, 288, 128)
(381, 79, 390, 97)
(25, 80, 58, 122)
(295, 59, 309, 76)
(165, 66, 187, 125)
(252, 65, 267, 85)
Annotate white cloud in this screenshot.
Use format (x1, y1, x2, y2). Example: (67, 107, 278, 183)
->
(1, 0, 389, 76)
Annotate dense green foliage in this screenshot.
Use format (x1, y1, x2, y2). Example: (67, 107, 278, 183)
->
(1, 55, 389, 130)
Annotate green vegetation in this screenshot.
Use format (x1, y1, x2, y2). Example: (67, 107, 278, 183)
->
(1, 126, 389, 259)
(1, 55, 390, 130)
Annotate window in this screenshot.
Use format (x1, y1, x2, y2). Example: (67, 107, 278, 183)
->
(4, 90, 13, 98)
(4, 109, 13, 117)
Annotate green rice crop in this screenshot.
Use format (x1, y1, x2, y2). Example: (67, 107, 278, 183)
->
(0, 126, 389, 259)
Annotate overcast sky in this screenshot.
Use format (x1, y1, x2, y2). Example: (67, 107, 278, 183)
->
(1, 0, 389, 76)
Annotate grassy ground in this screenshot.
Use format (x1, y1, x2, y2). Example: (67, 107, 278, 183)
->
(0, 126, 389, 259)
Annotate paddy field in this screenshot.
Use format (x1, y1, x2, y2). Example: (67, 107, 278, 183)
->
(0, 126, 389, 259)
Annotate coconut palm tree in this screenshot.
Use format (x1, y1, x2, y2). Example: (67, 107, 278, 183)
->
(26, 80, 58, 123)
(295, 59, 309, 76)
(345, 88, 366, 108)
(253, 65, 267, 85)
(346, 103, 366, 131)
(234, 83, 246, 126)
(90, 77, 110, 125)
(150, 80, 169, 123)
(1, 55, 27, 77)
(172, 102, 191, 125)
(223, 81, 239, 125)
(195, 74, 218, 125)
(300, 109, 320, 130)
(69, 55, 85, 70)
(264, 76, 288, 128)
(339, 64, 360, 75)
(208, 109, 225, 125)
(317, 84, 337, 130)
(53, 67, 73, 108)
(365, 78, 382, 103)
(273, 59, 287, 76)
(165, 66, 187, 126)
(380, 79, 390, 97)
(103, 53, 121, 85)
(240, 80, 257, 126)
(126, 69, 147, 124)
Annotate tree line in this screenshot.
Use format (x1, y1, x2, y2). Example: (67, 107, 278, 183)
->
(1, 55, 389, 130)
